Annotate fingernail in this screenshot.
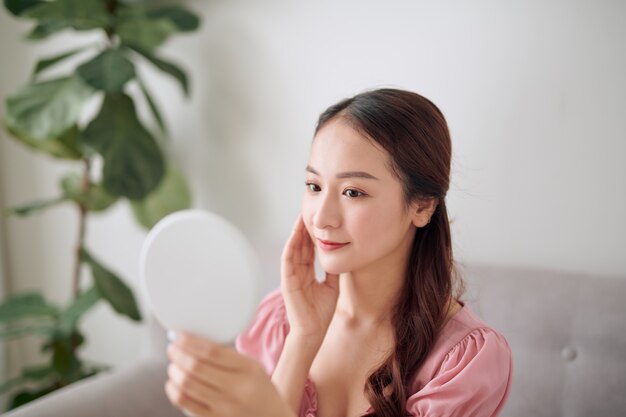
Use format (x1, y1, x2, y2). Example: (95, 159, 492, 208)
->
(167, 330, 177, 342)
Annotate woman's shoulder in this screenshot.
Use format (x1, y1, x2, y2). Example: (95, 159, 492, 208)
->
(234, 287, 289, 374)
(429, 304, 511, 377)
(440, 304, 509, 353)
(406, 304, 513, 416)
(443, 305, 511, 375)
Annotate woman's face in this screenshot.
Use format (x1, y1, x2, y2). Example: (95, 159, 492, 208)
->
(301, 118, 418, 275)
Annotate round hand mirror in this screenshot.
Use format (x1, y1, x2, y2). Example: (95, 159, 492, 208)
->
(139, 209, 262, 344)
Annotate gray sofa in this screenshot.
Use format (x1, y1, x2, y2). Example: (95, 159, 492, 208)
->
(3, 263, 626, 417)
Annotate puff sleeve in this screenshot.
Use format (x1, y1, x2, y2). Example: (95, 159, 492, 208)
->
(234, 288, 289, 375)
(406, 328, 512, 417)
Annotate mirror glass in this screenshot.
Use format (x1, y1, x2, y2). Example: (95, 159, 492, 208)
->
(140, 209, 261, 343)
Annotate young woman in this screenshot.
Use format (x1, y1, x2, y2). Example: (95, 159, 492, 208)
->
(165, 89, 513, 417)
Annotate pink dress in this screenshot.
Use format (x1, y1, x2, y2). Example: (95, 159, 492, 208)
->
(235, 288, 513, 417)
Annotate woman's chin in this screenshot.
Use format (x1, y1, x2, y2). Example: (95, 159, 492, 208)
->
(318, 259, 349, 276)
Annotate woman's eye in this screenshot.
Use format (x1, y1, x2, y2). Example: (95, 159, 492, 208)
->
(305, 182, 321, 192)
(344, 189, 364, 198)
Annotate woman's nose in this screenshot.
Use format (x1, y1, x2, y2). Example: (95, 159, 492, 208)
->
(312, 192, 341, 230)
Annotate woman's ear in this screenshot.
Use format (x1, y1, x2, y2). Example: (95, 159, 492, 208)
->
(411, 197, 438, 228)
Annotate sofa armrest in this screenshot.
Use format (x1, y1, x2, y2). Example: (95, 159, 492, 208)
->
(3, 359, 183, 417)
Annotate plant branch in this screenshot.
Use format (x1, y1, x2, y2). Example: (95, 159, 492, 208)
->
(104, 0, 118, 43)
(72, 158, 91, 299)
(105, 0, 118, 15)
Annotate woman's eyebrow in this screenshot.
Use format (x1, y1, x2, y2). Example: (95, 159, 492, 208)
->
(305, 165, 379, 180)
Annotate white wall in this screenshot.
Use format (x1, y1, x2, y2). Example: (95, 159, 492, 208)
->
(1, 0, 625, 374)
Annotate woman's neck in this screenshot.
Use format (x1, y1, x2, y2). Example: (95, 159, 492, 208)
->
(334, 240, 411, 328)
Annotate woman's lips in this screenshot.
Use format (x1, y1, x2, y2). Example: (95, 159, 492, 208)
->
(317, 239, 349, 251)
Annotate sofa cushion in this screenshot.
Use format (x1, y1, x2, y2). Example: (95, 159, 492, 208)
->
(461, 263, 626, 417)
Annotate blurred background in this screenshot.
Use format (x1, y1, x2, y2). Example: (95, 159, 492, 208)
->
(0, 0, 624, 405)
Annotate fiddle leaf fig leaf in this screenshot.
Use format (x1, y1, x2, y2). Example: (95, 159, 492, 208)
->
(0, 293, 59, 323)
(9, 384, 58, 410)
(23, 0, 110, 31)
(5, 76, 94, 140)
(3, 0, 43, 16)
(116, 16, 177, 51)
(22, 364, 55, 381)
(0, 375, 25, 396)
(5, 197, 66, 217)
(76, 49, 136, 92)
(55, 286, 100, 335)
(32, 47, 86, 78)
(146, 6, 200, 32)
(80, 250, 142, 322)
(61, 173, 118, 212)
(125, 44, 188, 96)
(137, 76, 166, 134)
(5, 124, 84, 160)
(0, 325, 56, 341)
(26, 20, 68, 40)
(81, 93, 165, 200)
(130, 165, 192, 229)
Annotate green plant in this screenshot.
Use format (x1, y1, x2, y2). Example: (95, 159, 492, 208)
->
(0, 0, 200, 410)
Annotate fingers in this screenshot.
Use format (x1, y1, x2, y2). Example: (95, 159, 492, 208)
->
(173, 332, 252, 372)
(300, 219, 314, 263)
(166, 333, 269, 417)
(282, 215, 303, 263)
(167, 343, 235, 391)
(165, 379, 210, 416)
(282, 215, 313, 267)
(167, 361, 222, 402)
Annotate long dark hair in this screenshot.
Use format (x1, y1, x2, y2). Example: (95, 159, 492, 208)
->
(315, 88, 463, 417)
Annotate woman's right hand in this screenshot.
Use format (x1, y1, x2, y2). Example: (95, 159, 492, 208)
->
(280, 215, 339, 347)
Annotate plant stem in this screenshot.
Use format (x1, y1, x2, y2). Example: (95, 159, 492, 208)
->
(104, 0, 118, 42)
(105, 0, 118, 15)
(72, 158, 91, 299)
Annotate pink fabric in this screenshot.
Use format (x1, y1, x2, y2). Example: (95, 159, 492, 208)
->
(235, 288, 512, 417)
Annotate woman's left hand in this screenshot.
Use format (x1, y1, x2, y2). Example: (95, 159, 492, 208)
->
(165, 331, 294, 417)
